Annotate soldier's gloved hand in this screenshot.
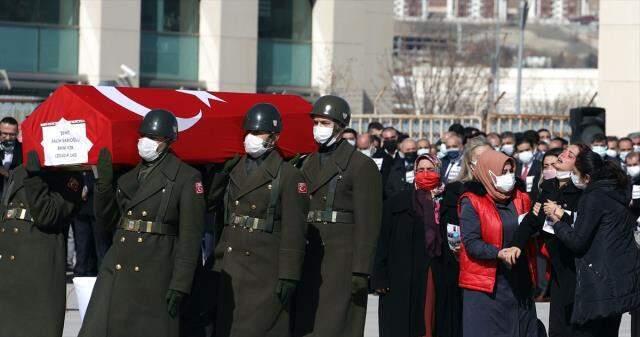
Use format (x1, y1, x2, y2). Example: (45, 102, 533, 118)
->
(165, 289, 185, 318)
(275, 279, 298, 305)
(25, 151, 42, 176)
(222, 155, 241, 175)
(96, 148, 113, 185)
(351, 274, 369, 306)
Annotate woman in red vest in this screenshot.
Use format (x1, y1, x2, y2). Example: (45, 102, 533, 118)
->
(458, 149, 539, 337)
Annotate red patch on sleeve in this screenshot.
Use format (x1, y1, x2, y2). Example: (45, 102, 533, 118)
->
(297, 183, 308, 194)
(195, 182, 204, 194)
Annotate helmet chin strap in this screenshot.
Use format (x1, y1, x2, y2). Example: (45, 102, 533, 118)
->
(320, 126, 344, 148)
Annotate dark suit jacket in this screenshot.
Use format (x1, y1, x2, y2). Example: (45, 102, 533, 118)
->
(384, 157, 412, 199)
(0, 142, 23, 196)
(516, 159, 542, 201)
(373, 149, 393, 191)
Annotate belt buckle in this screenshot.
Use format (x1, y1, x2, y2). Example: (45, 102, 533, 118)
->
(6, 209, 14, 219)
(127, 220, 136, 231)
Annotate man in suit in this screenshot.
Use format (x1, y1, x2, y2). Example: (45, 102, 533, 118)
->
(384, 138, 417, 199)
(440, 134, 463, 183)
(0, 117, 23, 198)
(515, 137, 542, 201)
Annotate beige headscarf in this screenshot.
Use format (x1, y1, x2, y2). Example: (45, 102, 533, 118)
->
(472, 149, 516, 203)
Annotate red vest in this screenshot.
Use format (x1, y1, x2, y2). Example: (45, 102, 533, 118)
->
(457, 189, 537, 293)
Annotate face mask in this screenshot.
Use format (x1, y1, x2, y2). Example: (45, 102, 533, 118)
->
(592, 145, 607, 157)
(493, 146, 501, 151)
(137, 137, 161, 162)
(347, 139, 356, 146)
(313, 125, 336, 146)
(635, 145, 640, 153)
(0, 140, 15, 151)
(404, 151, 418, 163)
(415, 171, 441, 191)
(359, 149, 372, 157)
(571, 172, 587, 189)
(501, 144, 514, 156)
(543, 168, 557, 180)
(541, 138, 551, 145)
(620, 151, 631, 161)
(437, 151, 446, 159)
(517, 150, 534, 164)
(439, 143, 447, 153)
(556, 170, 572, 180)
(490, 171, 516, 193)
(628, 166, 640, 178)
(244, 134, 270, 158)
(383, 140, 398, 153)
(605, 149, 618, 158)
(446, 148, 460, 160)
(417, 148, 430, 156)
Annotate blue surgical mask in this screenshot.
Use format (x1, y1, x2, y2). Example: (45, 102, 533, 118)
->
(446, 148, 460, 160)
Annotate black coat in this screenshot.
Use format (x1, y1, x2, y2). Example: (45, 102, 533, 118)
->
(371, 189, 427, 337)
(511, 178, 583, 307)
(372, 149, 393, 191)
(553, 180, 640, 324)
(0, 142, 23, 197)
(384, 157, 412, 199)
(515, 159, 542, 202)
(628, 175, 640, 218)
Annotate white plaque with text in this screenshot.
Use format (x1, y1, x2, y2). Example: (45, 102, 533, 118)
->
(40, 118, 93, 166)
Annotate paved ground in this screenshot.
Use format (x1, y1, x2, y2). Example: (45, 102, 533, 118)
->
(63, 285, 631, 337)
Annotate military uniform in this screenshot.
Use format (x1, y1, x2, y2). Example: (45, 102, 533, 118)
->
(0, 166, 82, 337)
(293, 140, 383, 337)
(79, 152, 205, 337)
(210, 149, 309, 337)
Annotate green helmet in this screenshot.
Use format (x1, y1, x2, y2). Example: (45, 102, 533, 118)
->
(243, 103, 282, 133)
(139, 109, 178, 141)
(311, 95, 351, 127)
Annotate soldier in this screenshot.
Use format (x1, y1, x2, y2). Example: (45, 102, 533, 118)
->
(208, 103, 309, 337)
(0, 151, 83, 337)
(79, 109, 205, 337)
(293, 95, 383, 337)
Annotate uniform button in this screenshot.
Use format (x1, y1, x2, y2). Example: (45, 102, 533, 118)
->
(227, 247, 233, 253)
(137, 237, 143, 243)
(115, 264, 122, 270)
(235, 201, 239, 206)
(142, 211, 148, 217)
(19, 203, 24, 207)
(322, 196, 327, 201)
(120, 236, 126, 243)
(162, 188, 166, 193)
(0, 254, 2, 260)
(268, 184, 272, 190)
(134, 266, 140, 272)
(127, 210, 132, 216)
(1, 228, 4, 233)
(13, 228, 18, 234)
(245, 251, 251, 256)
(10, 255, 15, 261)
(251, 205, 257, 210)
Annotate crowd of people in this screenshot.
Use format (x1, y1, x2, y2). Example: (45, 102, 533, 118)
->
(1, 99, 640, 337)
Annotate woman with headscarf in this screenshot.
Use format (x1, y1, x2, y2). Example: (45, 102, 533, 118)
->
(459, 149, 539, 337)
(372, 154, 444, 337)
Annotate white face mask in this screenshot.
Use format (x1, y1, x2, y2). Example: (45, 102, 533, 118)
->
(556, 170, 572, 180)
(635, 145, 640, 153)
(592, 145, 607, 157)
(359, 148, 372, 157)
(137, 137, 162, 162)
(628, 166, 640, 178)
(437, 151, 446, 159)
(244, 134, 270, 158)
(571, 172, 587, 189)
(313, 125, 336, 146)
(501, 144, 514, 156)
(620, 151, 631, 161)
(517, 150, 534, 165)
(490, 171, 516, 193)
(417, 148, 430, 156)
(605, 149, 618, 158)
(346, 139, 356, 146)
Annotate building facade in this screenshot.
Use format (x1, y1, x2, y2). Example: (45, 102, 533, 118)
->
(0, 0, 393, 114)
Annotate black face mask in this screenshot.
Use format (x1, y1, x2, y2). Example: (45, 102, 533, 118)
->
(404, 151, 418, 163)
(383, 140, 397, 153)
(1, 140, 15, 151)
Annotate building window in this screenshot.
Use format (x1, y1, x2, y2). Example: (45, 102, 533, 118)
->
(257, 0, 312, 89)
(140, 0, 199, 83)
(0, 0, 79, 74)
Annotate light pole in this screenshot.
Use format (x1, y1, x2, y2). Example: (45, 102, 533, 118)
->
(515, 0, 529, 115)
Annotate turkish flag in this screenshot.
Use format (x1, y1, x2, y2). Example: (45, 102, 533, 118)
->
(21, 85, 318, 166)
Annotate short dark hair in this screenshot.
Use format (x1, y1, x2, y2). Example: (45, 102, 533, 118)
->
(381, 127, 398, 135)
(591, 133, 607, 143)
(367, 122, 383, 131)
(538, 128, 550, 134)
(606, 136, 619, 142)
(343, 128, 357, 137)
(552, 137, 568, 146)
(501, 131, 515, 140)
(448, 123, 465, 137)
(516, 137, 535, 149)
(543, 148, 563, 161)
(523, 130, 540, 145)
(0, 117, 18, 126)
(619, 137, 633, 144)
(576, 149, 628, 189)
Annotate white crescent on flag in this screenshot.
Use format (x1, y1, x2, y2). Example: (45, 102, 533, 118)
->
(94, 86, 225, 132)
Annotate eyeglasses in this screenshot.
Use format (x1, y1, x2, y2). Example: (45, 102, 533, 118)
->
(0, 132, 17, 137)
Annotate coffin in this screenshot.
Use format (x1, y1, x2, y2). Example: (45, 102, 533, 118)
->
(20, 85, 317, 166)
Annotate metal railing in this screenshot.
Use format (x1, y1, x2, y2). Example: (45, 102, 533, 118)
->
(0, 97, 44, 121)
(350, 113, 571, 141)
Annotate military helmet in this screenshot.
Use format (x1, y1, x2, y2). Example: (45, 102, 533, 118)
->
(243, 103, 282, 133)
(139, 109, 178, 141)
(310, 95, 351, 127)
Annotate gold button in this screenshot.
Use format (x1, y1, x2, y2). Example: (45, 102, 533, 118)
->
(227, 247, 233, 253)
(137, 237, 143, 243)
(142, 211, 148, 217)
(120, 236, 126, 243)
(162, 188, 166, 193)
(10, 255, 15, 261)
(322, 196, 327, 201)
(0, 254, 2, 259)
(1, 228, 5, 233)
(127, 211, 132, 216)
(235, 201, 239, 206)
(245, 251, 251, 256)
(268, 184, 272, 190)
(115, 264, 122, 270)
(19, 203, 24, 207)
(13, 228, 18, 233)
(134, 266, 140, 272)
(251, 205, 257, 210)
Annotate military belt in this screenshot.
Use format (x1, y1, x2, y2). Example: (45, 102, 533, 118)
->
(2, 208, 34, 222)
(307, 210, 354, 224)
(227, 213, 279, 233)
(119, 217, 177, 236)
